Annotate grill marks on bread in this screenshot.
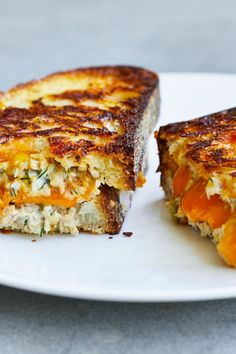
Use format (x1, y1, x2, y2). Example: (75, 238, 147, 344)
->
(0, 66, 158, 160)
(159, 108, 236, 171)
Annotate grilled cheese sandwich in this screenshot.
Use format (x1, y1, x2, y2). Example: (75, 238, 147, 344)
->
(0, 66, 159, 235)
(156, 108, 236, 267)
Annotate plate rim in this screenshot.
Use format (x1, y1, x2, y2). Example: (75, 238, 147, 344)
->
(2, 272, 236, 302)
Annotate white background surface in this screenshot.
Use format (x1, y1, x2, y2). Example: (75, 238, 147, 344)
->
(1, 0, 236, 353)
(1, 74, 236, 302)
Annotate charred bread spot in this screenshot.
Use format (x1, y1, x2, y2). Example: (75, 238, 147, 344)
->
(53, 90, 105, 102)
(123, 231, 133, 237)
(48, 137, 95, 157)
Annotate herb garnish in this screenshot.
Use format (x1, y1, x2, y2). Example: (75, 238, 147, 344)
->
(21, 170, 31, 183)
(39, 178, 50, 190)
(39, 223, 46, 237)
(10, 188, 16, 197)
(37, 166, 49, 179)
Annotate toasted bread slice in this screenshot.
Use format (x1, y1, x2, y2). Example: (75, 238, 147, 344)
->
(156, 108, 236, 266)
(0, 66, 159, 235)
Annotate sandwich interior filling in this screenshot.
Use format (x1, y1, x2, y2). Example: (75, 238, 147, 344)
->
(0, 139, 146, 235)
(170, 164, 236, 266)
(0, 143, 101, 235)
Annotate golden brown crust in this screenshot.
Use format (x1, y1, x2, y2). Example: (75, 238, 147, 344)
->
(157, 108, 236, 173)
(8, 66, 158, 92)
(0, 66, 158, 144)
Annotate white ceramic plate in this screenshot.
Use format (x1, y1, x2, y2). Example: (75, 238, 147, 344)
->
(1, 73, 236, 302)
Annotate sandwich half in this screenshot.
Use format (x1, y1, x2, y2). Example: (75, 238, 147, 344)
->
(156, 108, 236, 267)
(0, 66, 159, 235)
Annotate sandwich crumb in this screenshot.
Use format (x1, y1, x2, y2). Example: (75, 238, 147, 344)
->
(32, 239, 37, 243)
(122, 232, 133, 237)
(1, 230, 11, 234)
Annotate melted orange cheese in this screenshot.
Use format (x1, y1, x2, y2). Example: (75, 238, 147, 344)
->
(80, 180, 96, 200)
(14, 191, 78, 208)
(172, 166, 191, 197)
(0, 188, 77, 209)
(172, 165, 236, 267)
(0, 180, 96, 209)
(0, 194, 10, 209)
(217, 217, 236, 266)
(136, 172, 146, 188)
(0, 139, 37, 163)
(181, 180, 231, 228)
(0, 138, 97, 207)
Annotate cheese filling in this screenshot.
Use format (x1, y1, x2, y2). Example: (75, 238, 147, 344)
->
(0, 154, 100, 210)
(0, 146, 145, 236)
(170, 164, 236, 266)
